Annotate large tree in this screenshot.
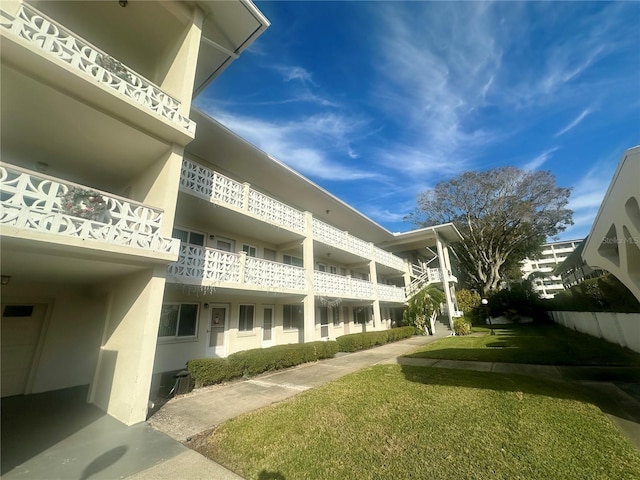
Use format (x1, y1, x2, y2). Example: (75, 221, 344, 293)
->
(407, 167, 573, 295)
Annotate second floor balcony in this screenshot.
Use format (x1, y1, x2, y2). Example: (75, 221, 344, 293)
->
(167, 244, 308, 293)
(0, 163, 179, 260)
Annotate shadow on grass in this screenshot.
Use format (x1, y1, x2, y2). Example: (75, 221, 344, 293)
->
(399, 364, 640, 435)
(258, 470, 286, 480)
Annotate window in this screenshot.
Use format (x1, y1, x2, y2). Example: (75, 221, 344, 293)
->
(331, 305, 340, 326)
(283, 304, 303, 330)
(329, 265, 338, 274)
(264, 248, 276, 261)
(238, 305, 254, 332)
(173, 228, 205, 246)
(159, 304, 198, 338)
(283, 255, 303, 267)
(317, 263, 326, 272)
(353, 306, 370, 324)
(242, 244, 257, 257)
(215, 237, 234, 252)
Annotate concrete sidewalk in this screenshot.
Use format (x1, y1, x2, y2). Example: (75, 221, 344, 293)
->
(128, 333, 449, 479)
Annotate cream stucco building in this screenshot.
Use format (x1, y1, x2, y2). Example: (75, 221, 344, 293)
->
(1, 0, 461, 426)
(582, 146, 640, 302)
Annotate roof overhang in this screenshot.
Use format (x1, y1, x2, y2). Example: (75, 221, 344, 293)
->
(378, 224, 464, 252)
(192, 0, 269, 96)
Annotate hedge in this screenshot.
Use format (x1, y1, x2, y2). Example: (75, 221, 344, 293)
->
(336, 326, 415, 353)
(187, 341, 338, 388)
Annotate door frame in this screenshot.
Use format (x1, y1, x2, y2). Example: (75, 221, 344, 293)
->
(1, 299, 51, 396)
(261, 305, 274, 348)
(206, 304, 229, 357)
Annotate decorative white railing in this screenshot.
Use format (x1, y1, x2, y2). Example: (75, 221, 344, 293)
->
(248, 190, 306, 233)
(313, 271, 377, 299)
(312, 219, 369, 258)
(0, 163, 179, 255)
(377, 283, 406, 303)
(245, 257, 307, 291)
(0, 4, 195, 134)
(373, 246, 405, 271)
(167, 245, 307, 291)
(168, 245, 241, 283)
(180, 159, 306, 234)
(406, 267, 444, 297)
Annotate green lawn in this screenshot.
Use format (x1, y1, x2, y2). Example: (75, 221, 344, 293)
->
(194, 365, 640, 480)
(409, 323, 640, 366)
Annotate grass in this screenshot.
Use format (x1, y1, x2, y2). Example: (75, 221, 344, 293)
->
(408, 323, 640, 366)
(194, 365, 640, 480)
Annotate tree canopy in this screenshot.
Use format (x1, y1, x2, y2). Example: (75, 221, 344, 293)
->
(407, 167, 573, 295)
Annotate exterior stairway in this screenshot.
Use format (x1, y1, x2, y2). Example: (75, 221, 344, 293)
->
(433, 315, 453, 335)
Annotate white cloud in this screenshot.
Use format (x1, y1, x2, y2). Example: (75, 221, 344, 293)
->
(209, 109, 380, 182)
(554, 108, 592, 137)
(275, 65, 315, 84)
(523, 148, 559, 171)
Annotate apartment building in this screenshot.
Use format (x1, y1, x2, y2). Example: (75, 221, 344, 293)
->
(521, 240, 581, 298)
(0, 0, 269, 425)
(1, 0, 461, 426)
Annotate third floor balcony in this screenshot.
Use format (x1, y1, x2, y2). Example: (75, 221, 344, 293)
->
(1, 2, 196, 145)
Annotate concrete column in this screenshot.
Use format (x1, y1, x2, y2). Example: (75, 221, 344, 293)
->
(435, 231, 455, 333)
(369, 253, 382, 330)
(302, 212, 316, 342)
(88, 266, 166, 425)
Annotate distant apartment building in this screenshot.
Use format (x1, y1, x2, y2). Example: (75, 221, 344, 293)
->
(521, 240, 581, 298)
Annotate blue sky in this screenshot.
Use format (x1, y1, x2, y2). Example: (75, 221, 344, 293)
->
(195, 1, 640, 241)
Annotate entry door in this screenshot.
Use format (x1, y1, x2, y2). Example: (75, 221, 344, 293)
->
(320, 307, 329, 339)
(1, 303, 46, 397)
(262, 307, 274, 347)
(207, 305, 228, 357)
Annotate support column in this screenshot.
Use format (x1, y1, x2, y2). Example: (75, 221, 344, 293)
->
(302, 212, 316, 342)
(369, 251, 382, 330)
(435, 232, 455, 333)
(89, 266, 166, 425)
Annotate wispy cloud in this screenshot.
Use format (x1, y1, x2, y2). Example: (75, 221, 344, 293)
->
(208, 108, 379, 182)
(554, 108, 592, 137)
(523, 147, 559, 171)
(274, 65, 315, 85)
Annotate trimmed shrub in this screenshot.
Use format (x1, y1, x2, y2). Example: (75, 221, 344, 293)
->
(187, 340, 339, 388)
(456, 289, 481, 314)
(336, 326, 415, 353)
(453, 317, 472, 336)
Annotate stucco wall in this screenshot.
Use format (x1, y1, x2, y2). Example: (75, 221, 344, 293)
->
(550, 311, 640, 353)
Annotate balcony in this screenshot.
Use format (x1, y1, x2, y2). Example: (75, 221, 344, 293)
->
(0, 163, 179, 258)
(167, 245, 308, 292)
(180, 159, 307, 234)
(313, 219, 405, 272)
(377, 283, 407, 303)
(314, 271, 377, 300)
(0, 3, 195, 140)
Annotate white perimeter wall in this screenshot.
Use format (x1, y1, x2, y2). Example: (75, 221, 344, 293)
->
(550, 311, 640, 353)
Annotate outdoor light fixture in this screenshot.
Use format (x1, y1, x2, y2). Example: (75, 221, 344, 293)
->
(119, 0, 128, 7)
(1, 276, 11, 285)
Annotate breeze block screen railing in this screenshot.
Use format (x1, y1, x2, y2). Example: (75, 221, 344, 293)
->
(0, 163, 179, 255)
(0, 3, 195, 134)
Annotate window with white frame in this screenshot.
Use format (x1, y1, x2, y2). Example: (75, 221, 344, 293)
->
(173, 228, 205, 246)
(283, 255, 303, 267)
(158, 304, 198, 338)
(242, 244, 257, 257)
(238, 305, 255, 332)
(215, 237, 234, 252)
(329, 265, 338, 274)
(317, 263, 326, 272)
(283, 304, 304, 330)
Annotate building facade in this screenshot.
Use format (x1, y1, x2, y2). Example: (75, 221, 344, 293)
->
(582, 146, 640, 302)
(1, 0, 460, 426)
(521, 240, 581, 299)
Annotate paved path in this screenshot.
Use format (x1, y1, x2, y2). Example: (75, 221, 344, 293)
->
(129, 333, 640, 479)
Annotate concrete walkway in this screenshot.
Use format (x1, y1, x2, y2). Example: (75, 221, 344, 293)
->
(130, 333, 640, 479)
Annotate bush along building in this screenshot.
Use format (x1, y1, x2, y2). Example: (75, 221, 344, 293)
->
(0, 0, 461, 425)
